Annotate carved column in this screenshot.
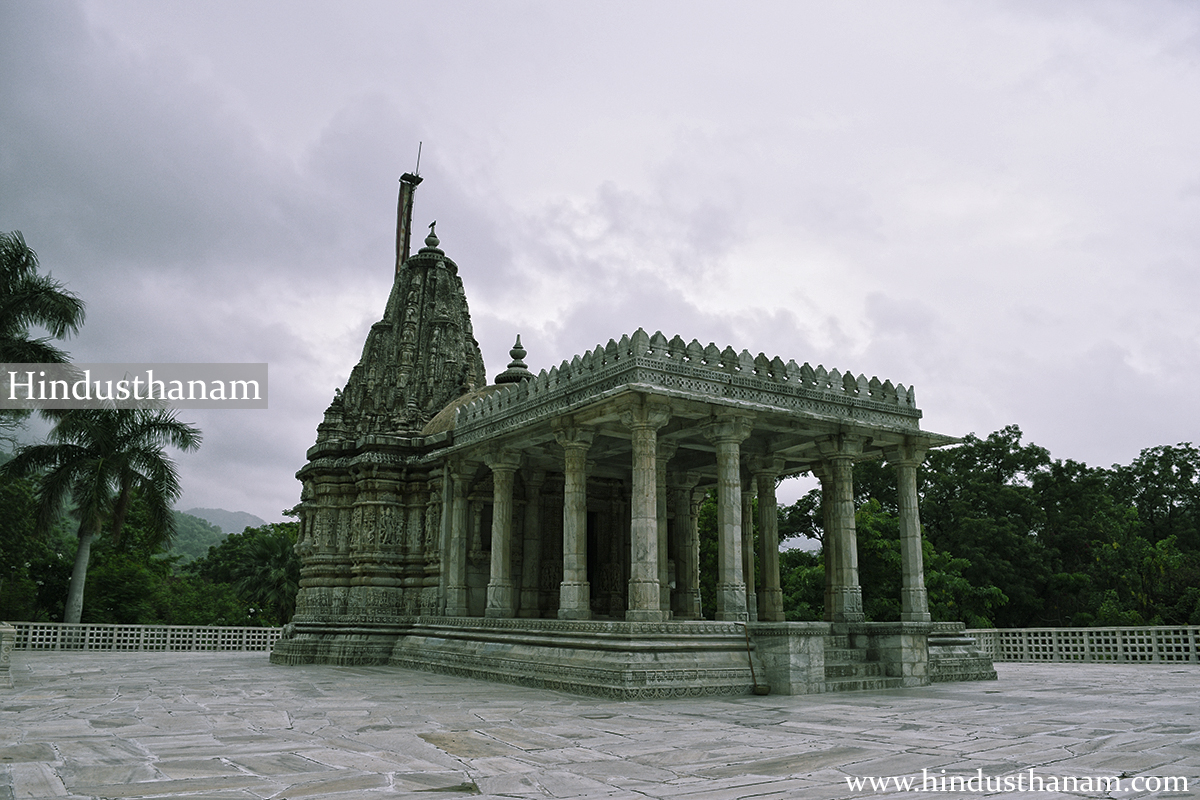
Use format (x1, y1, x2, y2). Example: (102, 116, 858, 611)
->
(621, 397, 671, 622)
(445, 462, 473, 617)
(555, 424, 594, 620)
(819, 435, 865, 623)
(741, 486, 758, 622)
(438, 464, 453, 614)
(518, 470, 546, 618)
(672, 472, 701, 619)
(753, 457, 786, 622)
(484, 450, 521, 618)
(656, 440, 678, 619)
(703, 414, 754, 622)
(888, 442, 932, 622)
(811, 465, 835, 622)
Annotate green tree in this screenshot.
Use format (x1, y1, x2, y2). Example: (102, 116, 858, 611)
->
(1, 408, 201, 623)
(188, 523, 300, 626)
(920, 425, 1052, 627)
(1110, 443, 1200, 551)
(0, 231, 86, 445)
(778, 547, 824, 621)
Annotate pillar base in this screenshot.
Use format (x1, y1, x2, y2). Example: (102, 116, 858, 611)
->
(558, 582, 592, 620)
(485, 582, 515, 618)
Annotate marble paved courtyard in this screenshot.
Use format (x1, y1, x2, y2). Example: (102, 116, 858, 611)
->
(3, 653, 1197, 800)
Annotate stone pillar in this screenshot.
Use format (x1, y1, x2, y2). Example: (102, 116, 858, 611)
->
(741, 486, 758, 622)
(689, 486, 706, 617)
(703, 414, 754, 622)
(754, 457, 786, 622)
(0, 622, 13, 689)
(819, 436, 865, 623)
(555, 425, 594, 620)
(888, 442, 932, 623)
(672, 473, 702, 619)
(438, 464, 453, 614)
(812, 465, 836, 622)
(656, 440, 678, 619)
(517, 470, 546, 618)
(484, 451, 521, 618)
(445, 462, 474, 617)
(621, 397, 671, 622)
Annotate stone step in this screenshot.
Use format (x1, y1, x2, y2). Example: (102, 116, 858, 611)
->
(824, 662, 884, 679)
(824, 676, 905, 693)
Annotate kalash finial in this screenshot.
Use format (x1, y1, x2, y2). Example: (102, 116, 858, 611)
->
(425, 220, 439, 248)
(494, 334, 535, 384)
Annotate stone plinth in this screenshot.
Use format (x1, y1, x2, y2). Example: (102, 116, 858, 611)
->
(0, 622, 14, 689)
(928, 622, 998, 682)
(390, 618, 762, 699)
(749, 622, 829, 694)
(849, 621, 933, 687)
(270, 619, 412, 666)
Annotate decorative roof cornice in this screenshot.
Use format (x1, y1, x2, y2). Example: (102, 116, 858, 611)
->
(451, 328, 922, 448)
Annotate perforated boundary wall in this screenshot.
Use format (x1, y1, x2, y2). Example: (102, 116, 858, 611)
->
(965, 626, 1200, 663)
(7, 623, 282, 651)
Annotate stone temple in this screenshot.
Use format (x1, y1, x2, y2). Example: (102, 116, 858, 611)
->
(270, 174, 995, 698)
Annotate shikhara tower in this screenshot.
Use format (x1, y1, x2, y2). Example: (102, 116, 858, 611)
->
(272, 174, 995, 697)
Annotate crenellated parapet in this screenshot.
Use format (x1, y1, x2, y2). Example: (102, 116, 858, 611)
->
(451, 327, 921, 448)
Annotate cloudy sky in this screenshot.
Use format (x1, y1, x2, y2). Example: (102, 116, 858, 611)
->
(3, 1, 1198, 523)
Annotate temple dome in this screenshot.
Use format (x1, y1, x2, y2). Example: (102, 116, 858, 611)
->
(420, 384, 508, 436)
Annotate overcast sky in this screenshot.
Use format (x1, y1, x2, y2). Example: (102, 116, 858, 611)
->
(2, 1, 1198, 523)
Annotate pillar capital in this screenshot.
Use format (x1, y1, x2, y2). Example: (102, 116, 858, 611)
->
(702, 414, 754, 445)
(884, 440, 928, 467)
(552, 420, 595, 451)
(618, 395, 671, 431)
(670, 469, 702, 491)
(484, 449, 522, 473)
(656, 438, 679, 464)
(816, 433, 864, 461)
(748, 454, 786, 478)
(449, 459, 479, 496)
(523, 469, 546, 494)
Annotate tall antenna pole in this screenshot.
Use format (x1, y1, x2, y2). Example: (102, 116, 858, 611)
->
(396, 143, 424, 272)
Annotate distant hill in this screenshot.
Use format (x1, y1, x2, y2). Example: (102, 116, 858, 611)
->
(182, 508, 268, 534)
(170, 512, 228, 564)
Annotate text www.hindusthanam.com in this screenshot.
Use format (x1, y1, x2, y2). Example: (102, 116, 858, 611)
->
(846, 769, 1189, 793)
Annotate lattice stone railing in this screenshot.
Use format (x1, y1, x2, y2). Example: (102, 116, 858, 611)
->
(965, 626, 1200, 663)
(8, 622, 282, 651)
(453, 328, 921, 447)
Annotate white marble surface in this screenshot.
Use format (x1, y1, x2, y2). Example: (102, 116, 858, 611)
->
(3, 653, 1198, 799)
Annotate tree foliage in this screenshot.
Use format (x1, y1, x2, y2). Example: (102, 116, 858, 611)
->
(773, 426, 1200, 627)
(0, 230, 86, 445)
(2, 409, 202, 622)
(186, 522, 300, 625)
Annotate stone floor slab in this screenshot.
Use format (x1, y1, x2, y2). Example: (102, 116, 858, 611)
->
(3, 654, 1199, 800)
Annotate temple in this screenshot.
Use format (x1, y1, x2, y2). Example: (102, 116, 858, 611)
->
(270, 174, 995, 698)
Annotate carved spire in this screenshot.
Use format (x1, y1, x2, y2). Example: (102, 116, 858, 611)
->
(494, 335, 534, 384)
(323, 215, 488, 439)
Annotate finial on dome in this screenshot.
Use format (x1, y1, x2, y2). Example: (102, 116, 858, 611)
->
(494, 334, 534, 384)
(425, 220, 439, 248)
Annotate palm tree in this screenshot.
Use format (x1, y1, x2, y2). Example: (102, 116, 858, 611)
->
(2, 408, 201, 623)
(1, 231, 86, 446)
(0, 230, 85, 363)
(233, 526, 301, 625)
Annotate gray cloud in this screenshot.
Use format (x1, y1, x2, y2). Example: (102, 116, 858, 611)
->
(3, 0, 1198, 520)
